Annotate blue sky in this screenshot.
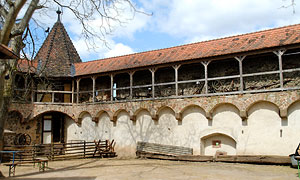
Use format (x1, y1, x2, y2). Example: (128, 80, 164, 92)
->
(32, 0, 300, 62)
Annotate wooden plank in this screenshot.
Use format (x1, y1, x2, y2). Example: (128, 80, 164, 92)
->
(137, 142, 193, 156)
(215, 155, 290, 165)
(136, 151, 213, 162)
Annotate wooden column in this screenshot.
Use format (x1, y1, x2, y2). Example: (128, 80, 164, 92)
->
(31, 80, 34, 103)
(235, 56, 246, 93)
(149, 68, 156, 98)
(92, 76, 96, 103)
(52, 92, 55, 103)
(273, 50, 286, 90)
(76, 79, 80, 103)
(201, 61, 210, 94)
(173, 65, 181, 97)
(129, 71, 135, 99)
(71, 80, 74, 103)
(110, 74, 114, 101)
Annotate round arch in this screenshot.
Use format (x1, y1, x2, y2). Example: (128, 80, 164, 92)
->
(95, 110, 112, 122)
(246, 100, 280, 113)
(112, 109, 130, 121)
(156, 106, 176, 116)
(209, 102, 240, 115)
(179, 104, 206, 115)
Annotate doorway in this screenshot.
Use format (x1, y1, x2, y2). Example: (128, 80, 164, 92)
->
(42, 112, 65, 144)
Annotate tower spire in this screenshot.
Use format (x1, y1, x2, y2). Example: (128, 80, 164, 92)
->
(56, 8, 62, 22)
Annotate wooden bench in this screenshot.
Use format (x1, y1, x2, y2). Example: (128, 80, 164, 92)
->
(4, 159, 49, 177)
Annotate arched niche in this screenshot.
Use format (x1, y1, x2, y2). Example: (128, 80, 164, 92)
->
(200, 133, 237, 156)
(244, 101, 282, 155)
(177, 105, 207, 155)
(78, 111, 92, 124)
(134, 109, 156, 143)
(211, 103, 242, 128)
(95, 111, 113, 140)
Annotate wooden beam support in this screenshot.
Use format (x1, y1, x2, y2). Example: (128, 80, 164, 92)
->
(149, 68, 157, 98)
(71, 80, 74, 104)
(235, 56, 246, 93)
(201, 61, 210, 94)
(110, 74, 114, 102)
(76, 79, 81, 103)
(129, 71, 135, 100)
(173, 65, 181, 97)
(92, 76, 96, 103)
(31, 80, 34, 103)
(273, 50, 286, 90)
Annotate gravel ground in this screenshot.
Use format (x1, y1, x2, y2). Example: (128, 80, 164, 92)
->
(0, 158, 298, 180)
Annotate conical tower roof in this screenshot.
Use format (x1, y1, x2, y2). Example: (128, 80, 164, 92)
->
(35, 10, 81, 77)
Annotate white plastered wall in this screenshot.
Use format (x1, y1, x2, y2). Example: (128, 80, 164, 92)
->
(201, 104, 241, 155)
(286, 101, 300, 155)
(112, 111, 136, 157)
(243, 102, 282, 155)
(156, 108, 178, 145)
(134, 110, 157, 143)
(180, 106, 207, 155)
(63, 101, 299, 157)
(95, 113, 113, 140)
(65, 113, 96, 142)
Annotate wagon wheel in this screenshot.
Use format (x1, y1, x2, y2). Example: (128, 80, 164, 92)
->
(14, 133, 31, 145)
(19, 133, 31, 145)
(210, 80, 222, 93)
(14, 133, 21, 145)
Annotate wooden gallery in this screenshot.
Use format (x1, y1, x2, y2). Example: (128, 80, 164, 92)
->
(4, 16, 300, 158)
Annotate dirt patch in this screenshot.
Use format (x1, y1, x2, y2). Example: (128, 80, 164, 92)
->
(0, 158, 298, 180)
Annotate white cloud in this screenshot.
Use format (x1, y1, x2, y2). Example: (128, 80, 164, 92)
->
(30, 0, 300, 62)
(104, 43, 135, 58)
(142, 0, 300, 43)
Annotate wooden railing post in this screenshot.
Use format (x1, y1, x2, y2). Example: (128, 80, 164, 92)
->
(51, 143, 54, 160)
(84, 141, 86, 158)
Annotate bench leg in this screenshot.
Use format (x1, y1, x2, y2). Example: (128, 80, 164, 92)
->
(8, 165, 16, 177)
(297, 159, 300, 178)
(38, 162, 45, 172)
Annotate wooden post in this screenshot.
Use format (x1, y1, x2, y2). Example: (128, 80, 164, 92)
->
(149, 68, 156, 98)
(235, 56, 246, 93)
(31, 81, 34, 103)
(51, 143, 54, 160)
(173, 65, 181, 97)
(52, 92, 55, 103)
(76, 79, 80, 103)
(273, 50, 286, 90)
(84, 141, 86, 158)
(110, 74, 114, 102)
(201, 61, 210, 94)
(71, 80, 74, 104)
(92, 77, 96, 103)
(129, 71, 135, 99)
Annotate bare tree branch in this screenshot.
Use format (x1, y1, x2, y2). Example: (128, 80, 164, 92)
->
(0, 0, 26, 46)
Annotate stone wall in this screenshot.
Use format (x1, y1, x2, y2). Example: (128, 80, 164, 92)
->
(8, 90, 300, 156)
(4, 111, 40, 146)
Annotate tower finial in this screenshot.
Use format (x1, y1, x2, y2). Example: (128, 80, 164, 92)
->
(56, 8, 62, 22)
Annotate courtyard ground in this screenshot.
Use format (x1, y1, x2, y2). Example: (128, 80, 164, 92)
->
(0, 158, 299, 180)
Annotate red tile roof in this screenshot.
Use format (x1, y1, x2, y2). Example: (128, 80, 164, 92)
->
(34, 21, 81, 77)
(75, 23, 300, 76)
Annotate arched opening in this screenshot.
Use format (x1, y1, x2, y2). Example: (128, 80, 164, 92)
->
(40, 111, 70, 144)
(201, 133, 237, 156)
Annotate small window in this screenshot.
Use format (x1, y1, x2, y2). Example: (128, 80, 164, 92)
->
(212, 140, 221, 148)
